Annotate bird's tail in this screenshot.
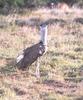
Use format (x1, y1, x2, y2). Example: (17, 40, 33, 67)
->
(16, 50, 24, 63)
(16, 54, 24, 63)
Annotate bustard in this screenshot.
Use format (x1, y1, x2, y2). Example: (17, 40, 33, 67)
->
(16, 23, 48, 78)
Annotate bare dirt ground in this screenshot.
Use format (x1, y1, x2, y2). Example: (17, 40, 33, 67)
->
(0, 8, 83, 100)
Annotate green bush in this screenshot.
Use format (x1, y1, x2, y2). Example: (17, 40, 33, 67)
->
(0, 0, 83, 9)
(62, 0, 83, 5)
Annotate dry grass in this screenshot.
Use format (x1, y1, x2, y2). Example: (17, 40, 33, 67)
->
(0, 8, 83, 100)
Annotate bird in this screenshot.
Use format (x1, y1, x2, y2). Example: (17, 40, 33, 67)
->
(16, 23, 48, 78)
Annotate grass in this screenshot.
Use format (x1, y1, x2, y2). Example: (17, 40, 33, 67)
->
(0, 7, 83, 100)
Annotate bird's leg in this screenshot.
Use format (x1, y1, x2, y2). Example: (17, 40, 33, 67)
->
(44, 45, 47, 54)
(35, 57, 40, 79)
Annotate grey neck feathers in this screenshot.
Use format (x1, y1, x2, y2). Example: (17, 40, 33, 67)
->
(40, 25, 47, 46)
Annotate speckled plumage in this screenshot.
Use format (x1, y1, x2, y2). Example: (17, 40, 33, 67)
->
(16, 42, 45, 70)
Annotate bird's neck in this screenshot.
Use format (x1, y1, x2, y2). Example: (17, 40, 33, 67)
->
(40, 26, 47, 46)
